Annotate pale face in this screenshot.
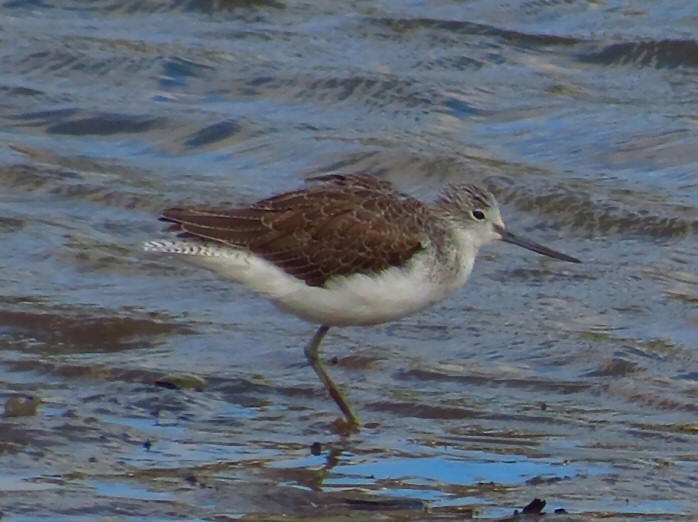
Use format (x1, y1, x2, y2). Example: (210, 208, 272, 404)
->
(439, 184, 580, 263)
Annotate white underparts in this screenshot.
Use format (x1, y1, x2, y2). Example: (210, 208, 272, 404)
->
(143, 239, 476, 327)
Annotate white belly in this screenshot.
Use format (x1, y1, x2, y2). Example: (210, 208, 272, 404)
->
(144, 240, 473, 327)
(276, 263, 463, 327)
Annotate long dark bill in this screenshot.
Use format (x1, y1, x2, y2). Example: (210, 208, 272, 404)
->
(495, 225, 581, 263)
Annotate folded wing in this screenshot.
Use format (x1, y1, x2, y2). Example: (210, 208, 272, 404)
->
(160, 174, 428, 287)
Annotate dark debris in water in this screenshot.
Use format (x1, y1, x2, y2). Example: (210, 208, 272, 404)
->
(154, 372, 207, 391)
(342, 496, 427, 511)
(490, 498, 589, 522)
(520, 498, 546, 515)
(3, 394, 40, 418)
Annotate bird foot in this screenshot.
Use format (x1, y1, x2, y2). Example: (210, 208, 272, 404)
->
(330, 416, 360, 437)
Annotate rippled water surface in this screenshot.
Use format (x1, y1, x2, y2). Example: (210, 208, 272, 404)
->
(1, 1, 697, 520)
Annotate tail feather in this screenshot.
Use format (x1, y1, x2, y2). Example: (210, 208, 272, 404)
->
(143, 240, 232, 257)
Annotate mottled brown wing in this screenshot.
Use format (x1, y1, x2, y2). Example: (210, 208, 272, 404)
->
(160, 174, 428, 287)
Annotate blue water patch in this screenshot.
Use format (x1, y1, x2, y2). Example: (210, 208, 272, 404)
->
(328, 451, 582, 487)
(273, 442, 607, 509)
(88, 480, 172, 501)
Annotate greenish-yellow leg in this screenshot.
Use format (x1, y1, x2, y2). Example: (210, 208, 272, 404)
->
(304, 325, 361, 428)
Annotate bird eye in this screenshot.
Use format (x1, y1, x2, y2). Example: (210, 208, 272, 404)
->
(472, 210, 486, 220)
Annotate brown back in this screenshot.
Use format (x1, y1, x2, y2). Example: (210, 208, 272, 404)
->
(160, 174, 429, 287)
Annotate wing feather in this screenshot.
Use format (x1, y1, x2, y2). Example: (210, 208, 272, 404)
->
(160, 174, 429, 287)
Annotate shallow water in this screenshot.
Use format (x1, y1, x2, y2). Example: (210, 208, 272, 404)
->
(1, 1, 697, 520)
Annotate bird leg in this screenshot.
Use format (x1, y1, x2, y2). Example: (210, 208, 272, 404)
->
(304, 325, 361, 428)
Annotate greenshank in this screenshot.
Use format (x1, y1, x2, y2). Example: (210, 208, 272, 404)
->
(144, 174, 580, 428)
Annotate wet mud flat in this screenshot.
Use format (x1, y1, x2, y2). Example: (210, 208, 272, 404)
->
(0, 303, 694, 521)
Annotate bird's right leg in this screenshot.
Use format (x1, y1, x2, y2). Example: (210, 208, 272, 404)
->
(304, 325, 361, 429)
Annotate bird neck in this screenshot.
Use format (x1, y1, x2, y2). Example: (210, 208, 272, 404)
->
(417, 219, 479, 290)
(449, 226, 479, 273)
